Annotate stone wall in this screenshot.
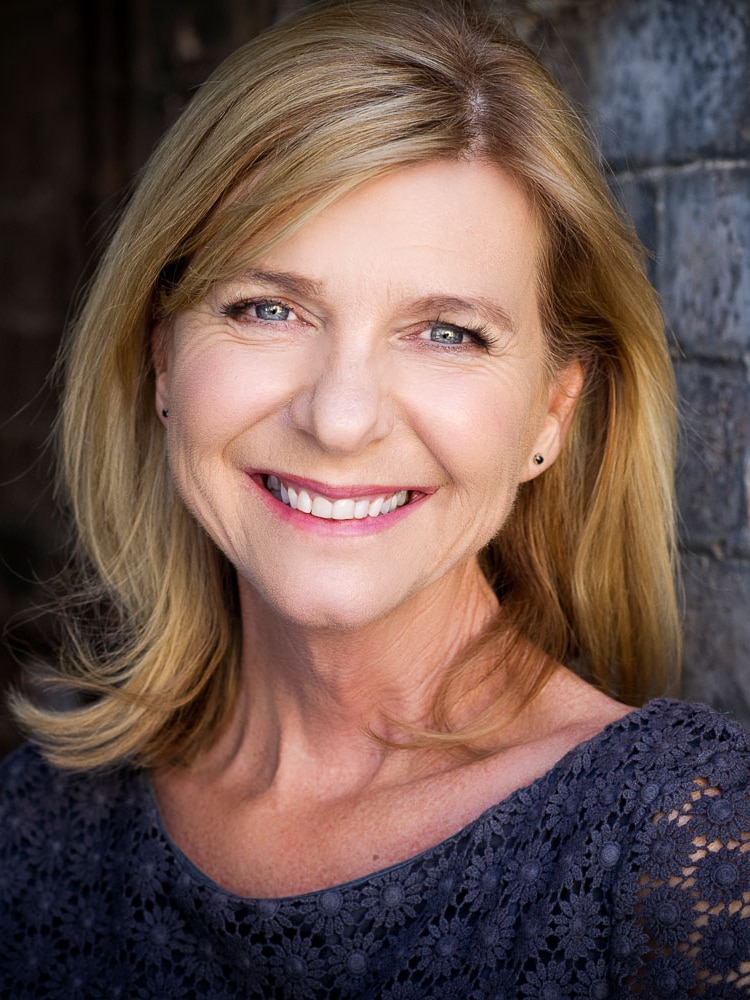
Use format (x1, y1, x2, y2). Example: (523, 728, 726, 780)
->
(2, 0, 749, 756)
(509, 0, 750, 719)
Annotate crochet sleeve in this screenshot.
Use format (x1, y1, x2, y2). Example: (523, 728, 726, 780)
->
(612, 741, 750, 996)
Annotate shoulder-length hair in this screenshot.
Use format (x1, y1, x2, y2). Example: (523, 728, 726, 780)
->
(14, 0, 679, 768)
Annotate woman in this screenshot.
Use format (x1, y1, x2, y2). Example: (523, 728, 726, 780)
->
(2, 0, 749, 995)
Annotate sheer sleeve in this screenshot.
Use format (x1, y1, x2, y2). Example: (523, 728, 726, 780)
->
(613, 744, 750, 996)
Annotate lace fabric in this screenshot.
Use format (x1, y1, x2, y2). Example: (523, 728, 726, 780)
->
(1, 699, 750, 998)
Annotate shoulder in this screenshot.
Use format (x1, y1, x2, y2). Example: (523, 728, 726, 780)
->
(0, 742, 143, 864)
(0, 743, 74, 828)
(500, 698, 750, 872)
(509, 698, 750, 903)
(592, 702, 750, 991)
(583, 697, 750, 791)
(0, 740, 137, 805)
(598, 695, 750, 834)
(564, 698, 750, 843)
(1, 741, 68, 800)
(0, 746, 161, 992)
(497, 700, 750, 992)
(577, 698, 750, 860)
(625, 696, 748, 746)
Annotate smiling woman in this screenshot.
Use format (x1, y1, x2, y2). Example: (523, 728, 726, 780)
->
(154, 160, 574, 635)
(2, 0, 750, 996)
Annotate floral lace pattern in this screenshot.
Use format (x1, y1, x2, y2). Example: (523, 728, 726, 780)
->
(2, 700, 750, 997)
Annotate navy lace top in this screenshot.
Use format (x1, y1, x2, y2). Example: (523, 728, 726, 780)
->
(2, 699, 750, 998)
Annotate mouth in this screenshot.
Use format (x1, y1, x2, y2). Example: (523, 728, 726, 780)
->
(263, 474, 412, 521)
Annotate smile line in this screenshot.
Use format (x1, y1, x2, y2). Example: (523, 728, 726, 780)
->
(265, 475, 410, 521)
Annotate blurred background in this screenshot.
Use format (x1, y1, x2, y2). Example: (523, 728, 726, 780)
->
(1, 0, 749, 759)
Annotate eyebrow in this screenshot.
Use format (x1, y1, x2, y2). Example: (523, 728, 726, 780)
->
(241, 270, 516, 334)
(408, 295, 516, 335)
(241, 268, 324, 299)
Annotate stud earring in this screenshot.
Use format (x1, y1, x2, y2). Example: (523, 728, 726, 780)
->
(162, 409, 169, 418)
(533, 454, 544, 465)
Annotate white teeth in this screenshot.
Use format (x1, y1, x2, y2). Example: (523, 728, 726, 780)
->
(266, 475, 410, 521)
(332, 499, 356, 520)
(311, 496, 333, 519)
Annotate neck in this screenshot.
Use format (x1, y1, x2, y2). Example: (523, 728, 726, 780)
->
(214, 559, 501, 775)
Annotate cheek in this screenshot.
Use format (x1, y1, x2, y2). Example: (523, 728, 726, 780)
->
(405, 371, 535, 490)
(162, 349, 280, 527)
(172, 360, 226, 439)
(168, 345, 300, 447)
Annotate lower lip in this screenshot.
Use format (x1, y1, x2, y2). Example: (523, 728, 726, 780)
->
(248, 475, 423, 535)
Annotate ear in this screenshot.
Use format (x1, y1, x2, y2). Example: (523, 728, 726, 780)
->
(520, 361, 584, 483)
(151, 321, 171, 427)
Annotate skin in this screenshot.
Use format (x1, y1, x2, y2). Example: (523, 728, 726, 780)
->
(153, 159, 628, 898)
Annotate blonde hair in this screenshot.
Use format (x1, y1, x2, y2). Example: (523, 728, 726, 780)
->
(13, 0, 679, 768)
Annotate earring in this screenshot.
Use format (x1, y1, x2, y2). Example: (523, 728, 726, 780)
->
(162, 409, 169, 418)
(533, 454, 544, 465)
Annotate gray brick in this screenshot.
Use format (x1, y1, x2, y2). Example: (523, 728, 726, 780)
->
(523, 0, 750, 170)
(681, 552, 750, 728)
(610, 173, 660, 286)
(674, 360, 750, 555)
(661, 166, 750, 360)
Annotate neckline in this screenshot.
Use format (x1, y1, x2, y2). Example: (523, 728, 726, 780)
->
(145, 698, 675, 904)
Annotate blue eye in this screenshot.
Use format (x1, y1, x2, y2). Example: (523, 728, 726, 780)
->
(430, 324, 465, 345)
(221, 298, 294, 322)
(254, 301, 290, 321)
(425, 320, 495, 350)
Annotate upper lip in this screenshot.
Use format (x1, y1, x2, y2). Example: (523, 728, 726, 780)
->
(253, 471, 431, 500)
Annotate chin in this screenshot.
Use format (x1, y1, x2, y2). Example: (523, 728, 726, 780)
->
(241, 574, 405, 634)
(284, 595, 396, 634)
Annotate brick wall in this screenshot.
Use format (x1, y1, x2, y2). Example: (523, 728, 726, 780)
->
(2, 0, 749, 756)
(511, 0, 750, 719)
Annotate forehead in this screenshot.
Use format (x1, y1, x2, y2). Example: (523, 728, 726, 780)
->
(253, 159, 542, 321)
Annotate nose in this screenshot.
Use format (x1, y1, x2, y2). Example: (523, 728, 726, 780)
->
(289, 342, 394, 454)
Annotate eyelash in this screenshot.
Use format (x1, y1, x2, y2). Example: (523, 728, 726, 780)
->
(220, 297, 294, 322)
(426, 320, 496, 351)
(219, 297, 497, 351)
